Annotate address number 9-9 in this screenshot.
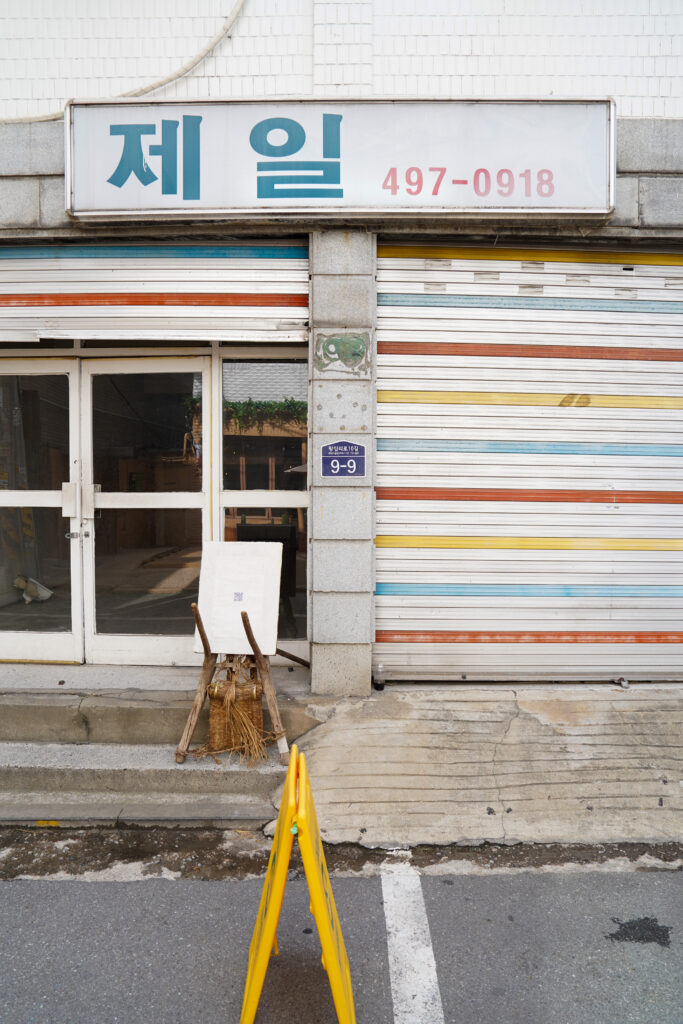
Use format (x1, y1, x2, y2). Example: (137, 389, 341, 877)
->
(330, 458, 356, 474)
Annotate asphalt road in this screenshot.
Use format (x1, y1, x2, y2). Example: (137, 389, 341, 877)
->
(1, 871, 681, 1024)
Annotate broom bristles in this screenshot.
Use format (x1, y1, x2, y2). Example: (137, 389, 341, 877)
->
(191, 659, 270, 766)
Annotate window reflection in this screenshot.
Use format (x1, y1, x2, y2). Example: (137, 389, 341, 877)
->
(224, 508, 307, 639)
(222, 361, 307, 492)
(0, 507, 71, 632)
(92, 373, 202, 493)
(0, 376, 71, 632)
(95, 508, 201, 635)
(0, 375, 69, 491)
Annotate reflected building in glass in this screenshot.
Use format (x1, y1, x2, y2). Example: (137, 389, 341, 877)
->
(222, 360, 308, 640)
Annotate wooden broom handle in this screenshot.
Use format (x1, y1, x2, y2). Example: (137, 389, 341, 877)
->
(174, 603, 216, 764)
(193, 601, 211, 655)
(241, 611, 289, 765)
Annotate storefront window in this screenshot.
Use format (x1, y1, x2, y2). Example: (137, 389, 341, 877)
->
(0, 378, 72, 633)
(0, 507, 71, 632)
(94, 508, 201, 635)
(223, 507, 307, 640)
(221, 359, 308, 641)
(0, 375, 69, 490)
(92, 372, 202, 493)
(222, 361, 307, 492)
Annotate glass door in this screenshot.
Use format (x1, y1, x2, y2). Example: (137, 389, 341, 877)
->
(0, 360, 82, 662)
(81, 358, 210, 665)
(219, 357, 309, 659)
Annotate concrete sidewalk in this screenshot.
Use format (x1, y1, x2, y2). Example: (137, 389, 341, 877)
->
(296, 684, 683, 848)
(1, 667, 681, 846)
(0, 663, 315, 828)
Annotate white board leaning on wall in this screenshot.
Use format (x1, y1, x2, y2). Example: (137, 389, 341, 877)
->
(194, 542, 283, 656)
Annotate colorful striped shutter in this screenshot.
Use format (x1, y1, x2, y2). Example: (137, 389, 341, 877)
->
(375, 244, 683, 681)
(0, 243, 309, 343)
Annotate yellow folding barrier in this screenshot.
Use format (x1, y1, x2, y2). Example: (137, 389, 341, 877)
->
(240, 745, 356, 1024)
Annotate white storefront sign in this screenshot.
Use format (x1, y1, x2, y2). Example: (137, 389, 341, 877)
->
(66, 99, 614, 220)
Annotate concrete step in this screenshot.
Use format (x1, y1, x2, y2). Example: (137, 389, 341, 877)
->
(0, 791, 277, 829)
(0, 665, 330, 829)
(0, 686, 320, 746)
(0, 742, 286, 796)
(0, 742, 285, 827)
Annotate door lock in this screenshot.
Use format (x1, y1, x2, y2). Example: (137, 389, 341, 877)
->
(64, 531, 90, 539)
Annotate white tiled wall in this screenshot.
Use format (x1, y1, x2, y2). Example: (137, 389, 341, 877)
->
(1, 0, 681, 120)
(313, 1, 373, 96)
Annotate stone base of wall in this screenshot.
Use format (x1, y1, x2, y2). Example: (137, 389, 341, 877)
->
(310, 643, 372, 696)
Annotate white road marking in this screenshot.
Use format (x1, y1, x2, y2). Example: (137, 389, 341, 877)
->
(381, 862, 445, 1024)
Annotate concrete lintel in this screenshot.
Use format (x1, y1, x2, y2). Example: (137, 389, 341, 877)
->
(0, 177, 39, 228)
(639, 177, 683, 228)
(39, 176, 69, 227)
(1, 217, 683, 246)
(610, 175, 639, 227)
(0, 119, 65, 178)
(617, 118, 683, 174)
(310, 642, 372, 696)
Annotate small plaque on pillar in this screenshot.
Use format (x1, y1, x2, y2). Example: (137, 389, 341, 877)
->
(314, 331, 371, 376)
(321, 440, 367, 478)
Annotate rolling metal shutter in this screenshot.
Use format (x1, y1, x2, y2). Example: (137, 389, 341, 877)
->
(375, 243, 683, 681)
(0, 242, 309, 344)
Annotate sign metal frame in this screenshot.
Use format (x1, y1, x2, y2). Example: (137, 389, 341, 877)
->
(65, 97, 616, 222)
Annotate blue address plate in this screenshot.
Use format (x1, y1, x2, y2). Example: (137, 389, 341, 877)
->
(321, 440, 367, 478)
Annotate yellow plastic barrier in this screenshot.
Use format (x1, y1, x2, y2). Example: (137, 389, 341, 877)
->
(240, 744, 298, 1022)
(240, 745, 356, 1024)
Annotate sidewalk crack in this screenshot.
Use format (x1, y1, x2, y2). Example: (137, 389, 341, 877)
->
(75, 696, 91, 744)
(492, 697, 521, 842)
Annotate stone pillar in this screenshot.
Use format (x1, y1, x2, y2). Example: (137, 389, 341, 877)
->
(309, 230, 376, 696)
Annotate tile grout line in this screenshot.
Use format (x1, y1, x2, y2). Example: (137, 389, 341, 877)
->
(381, 861, 445, 1024)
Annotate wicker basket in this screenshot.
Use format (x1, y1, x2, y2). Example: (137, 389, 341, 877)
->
(208, 657, 263, 752)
